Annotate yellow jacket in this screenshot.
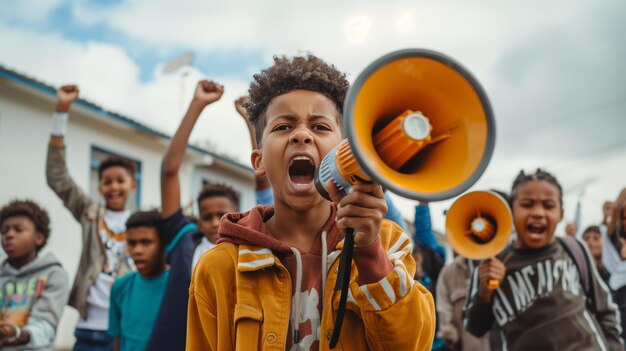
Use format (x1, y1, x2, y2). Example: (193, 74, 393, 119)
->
(187, 206, 435, 350)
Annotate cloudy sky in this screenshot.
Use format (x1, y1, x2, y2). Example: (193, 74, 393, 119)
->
(1, 0, 624, 234)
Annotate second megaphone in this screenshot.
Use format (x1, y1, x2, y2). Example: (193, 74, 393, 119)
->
(446, 191, 513, 288)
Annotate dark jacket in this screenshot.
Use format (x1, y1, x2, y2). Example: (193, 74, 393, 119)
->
(464, 238, 623, 351)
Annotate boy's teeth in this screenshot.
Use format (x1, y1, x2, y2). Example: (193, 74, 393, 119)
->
(291, 156, 312, 165)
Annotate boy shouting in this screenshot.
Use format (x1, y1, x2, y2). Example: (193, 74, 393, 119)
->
(187, 55, 435, 350)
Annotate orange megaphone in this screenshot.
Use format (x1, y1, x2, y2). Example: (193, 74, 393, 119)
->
(446, 190, 512, 289)
(315, 49, 497, 349)
(315, 49, 495, 201)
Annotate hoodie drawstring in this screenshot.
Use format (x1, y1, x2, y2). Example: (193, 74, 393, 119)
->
(321, 230, 328, 307)
(290, 247, 303, 344)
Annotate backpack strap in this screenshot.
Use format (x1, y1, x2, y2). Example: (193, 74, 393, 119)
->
(558, 236, 591, 297)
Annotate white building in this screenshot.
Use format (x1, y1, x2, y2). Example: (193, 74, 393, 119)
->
(0, 65, 255, 349)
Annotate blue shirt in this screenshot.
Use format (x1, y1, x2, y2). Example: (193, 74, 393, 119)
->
(108, 270, 170, 351)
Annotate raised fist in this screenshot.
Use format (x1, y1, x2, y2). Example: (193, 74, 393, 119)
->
(56, 85, 79, 112)
(234, 96, 250, 119)
(194, 80, 224, 106)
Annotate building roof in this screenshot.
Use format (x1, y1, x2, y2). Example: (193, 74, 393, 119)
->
(0, 65, 254, 174)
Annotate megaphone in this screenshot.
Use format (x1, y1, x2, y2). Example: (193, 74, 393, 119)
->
(446, 190, 513, 288)
(315, 48, 495, 202)
(314, 49, 496, 348)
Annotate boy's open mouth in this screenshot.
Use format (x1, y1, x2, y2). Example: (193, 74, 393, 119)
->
(288, 156, 316, 187)
(527, 224, 547, 235)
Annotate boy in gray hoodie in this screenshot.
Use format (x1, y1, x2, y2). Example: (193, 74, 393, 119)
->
(0, 200, 69, 350)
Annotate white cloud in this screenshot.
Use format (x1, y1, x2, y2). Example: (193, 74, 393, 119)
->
(0, 24, 256, 165)
(1, 0, 624, 237)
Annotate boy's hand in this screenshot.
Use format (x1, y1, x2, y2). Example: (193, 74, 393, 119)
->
(0, 322, 15, 343)
(478, 258, 505, 303)
(234, 96, 250, 120)
(193, 80, 224, 107)
(327, 182, 387, 247)
(56, 85, 79, 112)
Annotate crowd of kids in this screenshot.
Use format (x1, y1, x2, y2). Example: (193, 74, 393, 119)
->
(0, 52, 624, 351)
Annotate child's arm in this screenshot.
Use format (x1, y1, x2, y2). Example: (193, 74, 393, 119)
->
(49, 85, 78, 149)
(235, 96, 273, 205)
(46, 85, 96, 220)
(328, 182, 436, 350)
(161, 80, 224, 219)
(583, 238, 624, 350)
(413, 202, 446, 261)
(113, 338, 120, 351)
(435, 265, 459, 350)
(604, 188, 626, 238)
(382, 192, 409, 232)
(463, 258, 505, 337)
(235, 96, 270, 192)
(0, 322, 30, 346)
(3, 267, 69, 348)
(600, 225, 626, 275)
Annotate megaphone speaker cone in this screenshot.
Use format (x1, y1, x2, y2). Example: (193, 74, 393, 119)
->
(446, 191, 512, 260)
(344, 49, 495, 201)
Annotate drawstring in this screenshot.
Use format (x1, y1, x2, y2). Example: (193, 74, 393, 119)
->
(290, 247, 303, 344)
(321, 230, 328, 307)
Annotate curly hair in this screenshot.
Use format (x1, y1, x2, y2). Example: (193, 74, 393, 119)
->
(197, 183, 240, 211)
(98, 156, 137, 180)
(244, 54, 350, 146)
(510, 168, 563, 207)
(0, 199, 51, 251)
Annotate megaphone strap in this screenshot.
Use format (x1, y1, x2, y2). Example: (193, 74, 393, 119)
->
(329, 228, 356, 349)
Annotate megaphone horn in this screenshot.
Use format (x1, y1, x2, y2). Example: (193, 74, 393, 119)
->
(446, 191, 513, 289)
(315, 49, 495, 202)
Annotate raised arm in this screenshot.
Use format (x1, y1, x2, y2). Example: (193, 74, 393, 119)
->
(235, 96, 271, 194)
(46, 85, 95, 220)
(414, 202, 446, 261)
(161, 80, 224, 218)
(49, 85, 78, 148)
(581, 237, 624, 351)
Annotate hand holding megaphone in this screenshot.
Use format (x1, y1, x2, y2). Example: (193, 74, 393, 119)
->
(326, 181, 387, 247)
(478, 257, 505, 302)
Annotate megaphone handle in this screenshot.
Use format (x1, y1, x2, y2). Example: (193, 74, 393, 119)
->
(487, 256, 499, 289)
(329, 227, 355, 349)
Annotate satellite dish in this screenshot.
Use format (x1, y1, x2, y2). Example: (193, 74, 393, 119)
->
(163, 52, 195, 74)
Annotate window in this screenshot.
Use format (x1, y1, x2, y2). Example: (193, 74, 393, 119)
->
(89, 146, 142, 211)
